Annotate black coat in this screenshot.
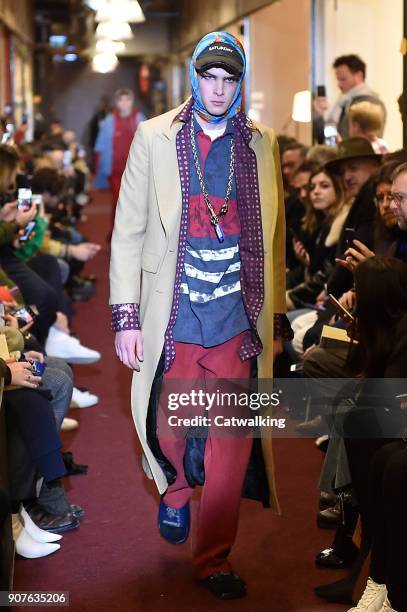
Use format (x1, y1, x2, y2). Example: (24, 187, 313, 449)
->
(327, 180, 376, 297)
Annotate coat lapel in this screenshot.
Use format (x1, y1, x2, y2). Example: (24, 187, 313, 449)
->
(152, 127, 183, 237)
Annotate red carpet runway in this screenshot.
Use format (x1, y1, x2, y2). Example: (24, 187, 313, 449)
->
(14, 192, 347, 611)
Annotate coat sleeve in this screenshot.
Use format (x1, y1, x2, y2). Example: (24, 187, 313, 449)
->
(109, 122, 149, 305)
(270, 133, 287, 314)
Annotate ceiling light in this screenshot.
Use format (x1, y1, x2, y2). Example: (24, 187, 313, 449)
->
(96, 39, 126, 54)
(64, 53, 78, 62)
(96, 1, 145, 23)
(96, 21, 132, 40)
(92, 52, 118, 73)
(49, 35, 67, 48)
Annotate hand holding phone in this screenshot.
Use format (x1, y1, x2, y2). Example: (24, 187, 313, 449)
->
(18, 220, 37, 242)
(328, 293, 354, 322)
(17, 188, 32, 211)
(344, 227, 356, 249)
(324, 124, 338, 146)
(15, 204, 37, 229)
(314, 85, 328, 116)
(12, 305, 38, 328)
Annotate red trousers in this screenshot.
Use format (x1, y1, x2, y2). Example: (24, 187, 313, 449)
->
(158, 333, 253, 578)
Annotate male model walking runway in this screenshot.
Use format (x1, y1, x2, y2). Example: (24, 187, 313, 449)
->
(110, 31, 290, 599)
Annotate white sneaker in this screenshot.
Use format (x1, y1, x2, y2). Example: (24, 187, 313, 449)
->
(45, 326, 101, 364)
(348, 577, 387, 611)
(381, 597, 397, 611)
(61, 417, 79, 431)
(20, 506, 62, 543)
(71, 387, 99, 408)
(15, 526, 60, 558)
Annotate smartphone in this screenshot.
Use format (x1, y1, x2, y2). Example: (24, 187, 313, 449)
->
(324, 124, 338, 146)
(0, 303, 5, 326)
(12, 305, 38, 326)
(17, 188, 32, 211)
(32, 194, 43, 209)
(344, 227, 356, 250)
(316, 85, 326, 97)
(63, 150, 72, 167)
(19, 219, 37, 242)
(328, 293, 354, 322)
(77, 146, 86, 158)
(290, 363, 303, 373)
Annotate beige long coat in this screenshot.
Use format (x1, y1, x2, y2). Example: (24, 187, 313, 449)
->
(109, 103, 286, 512)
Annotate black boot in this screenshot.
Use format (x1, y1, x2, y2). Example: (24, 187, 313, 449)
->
(316, 496, 359, 569)
(315, 497, 364, 603)
(315, 524, 359, 569)
(314, 546, 368, 603)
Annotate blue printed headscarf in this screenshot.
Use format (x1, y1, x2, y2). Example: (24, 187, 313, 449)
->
(190, 31, 246, 124)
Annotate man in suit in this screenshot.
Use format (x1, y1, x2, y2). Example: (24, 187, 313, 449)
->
(110, 31, 290, 599)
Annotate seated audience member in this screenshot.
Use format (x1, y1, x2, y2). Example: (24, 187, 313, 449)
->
(318, 138, 381, 301)
(316, 257, 407, 610)
(281, 140, 309, 198)
(348, 100, 389, 154)
(3, 345, 80, 553)
(285, 160, 319, 273)
(348, 441, 407, 612)
(339, 161, 407, 273)
(287, 166, 350, 313)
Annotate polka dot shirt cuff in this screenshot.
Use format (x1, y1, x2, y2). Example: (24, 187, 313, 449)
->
(111, 303, 141, 331)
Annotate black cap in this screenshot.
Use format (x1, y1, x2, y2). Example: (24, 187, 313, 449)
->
(194, 42, 244, 76)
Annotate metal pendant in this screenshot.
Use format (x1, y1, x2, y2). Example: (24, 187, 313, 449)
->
(215, 222, 225, 243)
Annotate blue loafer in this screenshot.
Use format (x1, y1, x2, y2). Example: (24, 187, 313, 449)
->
(158, 499, 190, 545)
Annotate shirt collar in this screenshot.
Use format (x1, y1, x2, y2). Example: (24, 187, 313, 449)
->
(193, 113, 234, 137)
(170, 97, 263, 144)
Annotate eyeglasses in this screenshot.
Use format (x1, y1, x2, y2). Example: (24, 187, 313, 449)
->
(389, 191, 407, 206)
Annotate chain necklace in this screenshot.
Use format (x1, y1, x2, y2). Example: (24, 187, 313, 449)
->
(190, 118, 235, 243)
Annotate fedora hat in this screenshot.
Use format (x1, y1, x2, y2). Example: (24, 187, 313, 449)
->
(325, 137, 382, 174)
